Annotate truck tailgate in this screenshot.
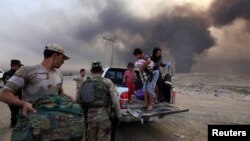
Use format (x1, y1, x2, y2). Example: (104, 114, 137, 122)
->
(122, 102, 189, 122)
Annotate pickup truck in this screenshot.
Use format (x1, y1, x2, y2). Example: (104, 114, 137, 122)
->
(102, 68, 188, 123)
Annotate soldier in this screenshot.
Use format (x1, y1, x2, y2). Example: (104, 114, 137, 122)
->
(77, 61, 121, 141)
(0, 43, 71, 114)
(2, 59, 23, 128)
(0, 43, 82, 141)
(73, 68, 86, 94)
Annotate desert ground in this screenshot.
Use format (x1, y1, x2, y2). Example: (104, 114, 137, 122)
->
(0, 73, 250, 141)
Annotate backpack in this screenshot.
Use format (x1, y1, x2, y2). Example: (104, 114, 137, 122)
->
(11, 95, 84, 141)
(79, 78, 110, 108)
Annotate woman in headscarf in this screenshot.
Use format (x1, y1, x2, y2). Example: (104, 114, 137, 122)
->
(151, 47, 166, 103)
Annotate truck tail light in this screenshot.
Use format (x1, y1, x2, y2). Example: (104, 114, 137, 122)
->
(119, 91, 129, 109)
(172, 90, 176, 104)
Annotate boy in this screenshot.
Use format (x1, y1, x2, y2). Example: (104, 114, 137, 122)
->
(133, 48, 159, 111)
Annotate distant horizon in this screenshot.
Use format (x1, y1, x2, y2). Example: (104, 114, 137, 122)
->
(1, 66, 250, 76)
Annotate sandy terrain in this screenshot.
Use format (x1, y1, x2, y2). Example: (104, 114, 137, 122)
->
(0, 73, 250, 141)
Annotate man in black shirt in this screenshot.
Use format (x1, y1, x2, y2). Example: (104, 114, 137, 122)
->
(2, 59, 23, 128)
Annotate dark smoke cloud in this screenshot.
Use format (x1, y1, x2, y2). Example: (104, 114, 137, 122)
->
(76, 1, 146, 41)
(246, 21, 250, 32)
(143, 7, 214, 73)
(76, 1, 215, 73)
(209, 0, 250, 26)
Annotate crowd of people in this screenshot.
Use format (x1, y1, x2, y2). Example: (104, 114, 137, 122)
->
(0, 43, 170, 141)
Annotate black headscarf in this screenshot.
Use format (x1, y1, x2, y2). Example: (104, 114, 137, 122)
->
(151, 47, 162, 63)
(151, 47, 166, 70)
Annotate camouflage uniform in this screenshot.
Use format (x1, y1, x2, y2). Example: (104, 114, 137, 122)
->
(4, 65, 64, 103)
(77, 74, 121, 141)
(4, 65, 84, 141)
(73, 74, 86, 95)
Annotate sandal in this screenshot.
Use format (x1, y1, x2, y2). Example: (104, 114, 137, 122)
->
(145, 108, 153, 112)
(141, 106, 148, 110)
(146, 106, 153, 111)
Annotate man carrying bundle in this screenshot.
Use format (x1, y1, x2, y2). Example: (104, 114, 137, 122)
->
(0, 43, 84, 141)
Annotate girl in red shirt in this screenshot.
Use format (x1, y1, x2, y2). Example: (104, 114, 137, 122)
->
(123, 63, 136, 103)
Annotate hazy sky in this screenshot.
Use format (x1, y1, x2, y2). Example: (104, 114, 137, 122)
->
(0, 0, 249, 74)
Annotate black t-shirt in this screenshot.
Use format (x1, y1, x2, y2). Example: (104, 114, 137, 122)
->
(3, 69, 16, 84)
(3, 69, 22, 98)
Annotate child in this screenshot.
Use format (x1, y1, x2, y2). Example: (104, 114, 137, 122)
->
(135, 58, 154, 82)
(123, 62, 136, 104)
(133, 48, 159, 111)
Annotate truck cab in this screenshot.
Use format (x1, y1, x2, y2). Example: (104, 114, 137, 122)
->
(102, 68, 188, 123)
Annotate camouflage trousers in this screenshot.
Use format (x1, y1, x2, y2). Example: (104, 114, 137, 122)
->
(86, 120, 111, 141)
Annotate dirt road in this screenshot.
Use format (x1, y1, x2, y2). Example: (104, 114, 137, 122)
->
(115, 93, 250, 141)
(1, 74, 250, 141)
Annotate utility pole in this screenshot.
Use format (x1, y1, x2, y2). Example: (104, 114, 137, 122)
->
(103, 35, 116, 67)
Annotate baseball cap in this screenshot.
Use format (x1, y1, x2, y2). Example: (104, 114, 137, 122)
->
(45, 43, 70, 60)
(11, 59, 22, 66)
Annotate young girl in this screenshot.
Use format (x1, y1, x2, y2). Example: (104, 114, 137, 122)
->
(123, 62, 136, 104)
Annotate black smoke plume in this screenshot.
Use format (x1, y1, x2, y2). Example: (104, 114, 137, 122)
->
(142, 8, 214, 73)
(209, 0, 250, 26)
(77, 1, 215, 72)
